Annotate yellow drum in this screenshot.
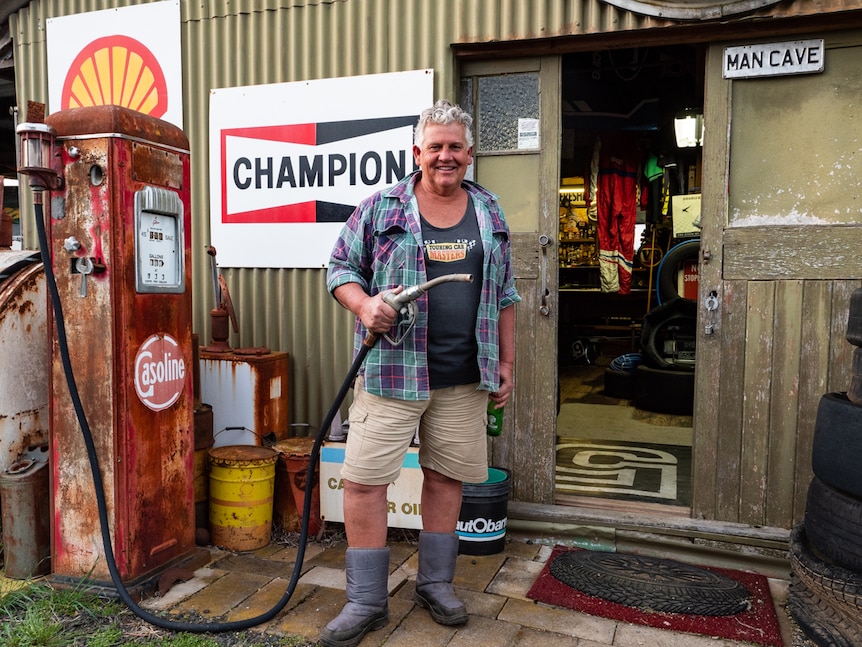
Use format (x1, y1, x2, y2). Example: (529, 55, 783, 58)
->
(208, 445, 278, 551)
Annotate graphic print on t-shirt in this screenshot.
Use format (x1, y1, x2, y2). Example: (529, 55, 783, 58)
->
(424, 238, 477, 263)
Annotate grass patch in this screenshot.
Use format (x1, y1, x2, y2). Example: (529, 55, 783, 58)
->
(0, 580, 314, 646)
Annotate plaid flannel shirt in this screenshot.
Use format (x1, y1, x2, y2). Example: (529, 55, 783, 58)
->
(327, 172, 520, 401)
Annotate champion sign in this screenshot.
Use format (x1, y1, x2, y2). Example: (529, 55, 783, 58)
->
(220, 116, 419, 225)
(209, 69, 433, 267)
(134, 333, 187, 411)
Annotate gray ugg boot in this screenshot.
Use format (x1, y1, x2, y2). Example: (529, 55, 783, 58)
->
(414, 531, 469, 625)
(320, 547, 390, 647)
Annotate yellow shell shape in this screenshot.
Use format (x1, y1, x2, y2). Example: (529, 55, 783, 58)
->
(62, 35, 168, 117)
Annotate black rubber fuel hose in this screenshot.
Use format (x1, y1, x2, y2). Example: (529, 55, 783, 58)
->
(34, 201, 369, 633)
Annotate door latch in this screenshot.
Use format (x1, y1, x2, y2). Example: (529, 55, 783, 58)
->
(703, 290, 719, 335)
(539, 234, 551, 317)
(705, 292, 719, 311)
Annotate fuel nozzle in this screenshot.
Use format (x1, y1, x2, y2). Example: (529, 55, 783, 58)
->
(375, 273, 474, 346)
(382, 273, 473, 312)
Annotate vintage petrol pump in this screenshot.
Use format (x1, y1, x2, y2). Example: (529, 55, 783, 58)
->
(19, 104, 196, 594)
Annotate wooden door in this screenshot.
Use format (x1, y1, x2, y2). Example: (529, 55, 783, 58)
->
(693, 36, 861, 528)
(460, 57, 562, 503)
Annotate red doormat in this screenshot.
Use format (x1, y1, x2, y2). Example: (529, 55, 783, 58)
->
(527, 546, 783, 647)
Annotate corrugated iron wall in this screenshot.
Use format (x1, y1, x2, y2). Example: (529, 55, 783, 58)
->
(10, 0, 851, 430)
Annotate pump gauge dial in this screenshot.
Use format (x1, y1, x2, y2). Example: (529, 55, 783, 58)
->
(134, 186, 185, 294)
(139, 214, 178, 285)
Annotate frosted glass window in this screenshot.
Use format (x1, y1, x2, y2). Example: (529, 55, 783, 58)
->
(476, 73, 539, 152)
(459, 77, 474, 124)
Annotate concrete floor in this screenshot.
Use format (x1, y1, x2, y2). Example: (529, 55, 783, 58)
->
(141, 528, 806, 647)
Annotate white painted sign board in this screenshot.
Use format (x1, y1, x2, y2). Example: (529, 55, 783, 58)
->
(209, 70, 434, 268)
(724, 39, 824, 80)
(46, 1, 183, 127)
(320, 443, 424, 529)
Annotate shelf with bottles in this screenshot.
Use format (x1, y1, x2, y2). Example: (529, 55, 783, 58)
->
(559, 180, 596, 268)
(559, 218, 597, 267)
(559, 242, 597, 268)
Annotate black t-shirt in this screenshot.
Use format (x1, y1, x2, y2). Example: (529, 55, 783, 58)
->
(421, 199, 483, 389)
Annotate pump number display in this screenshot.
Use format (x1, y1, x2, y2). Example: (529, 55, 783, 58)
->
(138, 214, 178, 285)
(134, 186, 185, 293)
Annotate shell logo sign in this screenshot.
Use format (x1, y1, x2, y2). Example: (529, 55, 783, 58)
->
(134, 334, 187, 412)
(60, 35, 168, 118)
(46, 1, 182, 127)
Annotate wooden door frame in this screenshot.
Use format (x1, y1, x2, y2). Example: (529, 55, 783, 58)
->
(690, 43, 728, 520)
(459, 57, 562, 504)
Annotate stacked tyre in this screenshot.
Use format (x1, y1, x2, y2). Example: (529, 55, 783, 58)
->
(630, 240, 699, 415)
(789, 288, 862, 645)
(603, 352, 642, 400)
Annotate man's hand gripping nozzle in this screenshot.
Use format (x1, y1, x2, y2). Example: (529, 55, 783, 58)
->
(367, 273, 474, 347)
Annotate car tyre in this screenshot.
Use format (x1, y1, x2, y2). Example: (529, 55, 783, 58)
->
(633, 365, 694, 416)
(656, 238, 699, 304)
(789, 525, 862, 624)
(804, 477, 862, 574)
(640, 297, 697, 371)
(845, 288, 862, 346)
(603, 368, 635, 400)
(788, 575, 862, 647)
(811, 393, 862, 499)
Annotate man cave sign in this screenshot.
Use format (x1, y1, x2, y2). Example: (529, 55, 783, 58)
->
(600, 0, 783, 20)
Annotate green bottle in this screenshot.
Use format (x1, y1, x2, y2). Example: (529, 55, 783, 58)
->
(487, 400, 503, 437)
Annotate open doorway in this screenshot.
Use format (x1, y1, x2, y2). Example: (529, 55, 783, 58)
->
(555, 45, 704, 515)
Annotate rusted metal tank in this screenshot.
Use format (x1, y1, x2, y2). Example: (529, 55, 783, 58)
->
(273, 436, 321, 535)
(0, 444, 50, 578)
(200, 348, 290, 447)
(0, 251, 48, 473)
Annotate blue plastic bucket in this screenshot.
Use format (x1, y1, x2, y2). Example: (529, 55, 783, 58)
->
(456, 467, 511, 555)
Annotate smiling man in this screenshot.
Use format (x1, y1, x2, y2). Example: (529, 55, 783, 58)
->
(323, 99, 520, 646)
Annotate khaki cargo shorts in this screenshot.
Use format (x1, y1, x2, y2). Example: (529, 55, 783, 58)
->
(341, 378, 489, 486)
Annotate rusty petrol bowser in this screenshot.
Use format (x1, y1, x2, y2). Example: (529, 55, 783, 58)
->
(15, 101, 475, 632)
(17, 104, 196, 596)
